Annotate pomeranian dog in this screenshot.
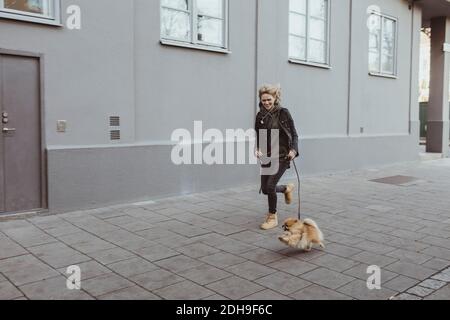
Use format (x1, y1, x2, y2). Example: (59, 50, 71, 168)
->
(278, 218, 325, 251)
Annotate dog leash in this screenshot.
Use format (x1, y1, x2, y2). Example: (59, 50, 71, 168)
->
(292, 158, 302, 220)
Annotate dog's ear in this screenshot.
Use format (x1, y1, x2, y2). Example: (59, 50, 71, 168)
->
(285, 218, 298, 227)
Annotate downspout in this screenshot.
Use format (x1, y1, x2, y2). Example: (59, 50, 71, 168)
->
(255, 0, 260, 118)
(346, 0, 353, 136)
(408, 1, 415, 135)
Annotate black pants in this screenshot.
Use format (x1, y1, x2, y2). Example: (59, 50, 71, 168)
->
(261, 161, 290, 214)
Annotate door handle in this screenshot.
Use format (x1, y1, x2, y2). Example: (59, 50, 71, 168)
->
(2, 128, 16, 133)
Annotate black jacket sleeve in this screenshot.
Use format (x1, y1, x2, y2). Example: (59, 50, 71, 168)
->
(286, 109, 299, 158)
(255, 112, 260, 150)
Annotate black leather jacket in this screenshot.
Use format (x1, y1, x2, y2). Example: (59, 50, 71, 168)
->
(255, 105, 300, 159)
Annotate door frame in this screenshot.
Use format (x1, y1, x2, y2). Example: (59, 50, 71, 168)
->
(0, 48, 48, 214)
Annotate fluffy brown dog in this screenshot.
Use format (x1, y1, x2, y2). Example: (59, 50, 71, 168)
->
(279, 218, 325, 251)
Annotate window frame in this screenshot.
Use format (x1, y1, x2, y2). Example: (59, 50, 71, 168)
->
(288, 0, 331, 68)
(0, 0, 61, 25)
(160, 0, 229, 52)
(368, 11, 398, 78)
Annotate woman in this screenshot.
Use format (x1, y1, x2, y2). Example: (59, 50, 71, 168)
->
(255, 85, 300, 230)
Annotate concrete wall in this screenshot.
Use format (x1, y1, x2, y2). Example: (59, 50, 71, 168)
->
(0, 0, 422, 212)
(257, 0, 420, 176)
(0, 0, 136, 146)
(134, 0, 258, 143)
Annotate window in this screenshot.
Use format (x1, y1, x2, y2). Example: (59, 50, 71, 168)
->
(368, 12, 397, 76)
(289, 0, 330, 66)
(0, 0, 59, 23)
(160, 0, 228, 49)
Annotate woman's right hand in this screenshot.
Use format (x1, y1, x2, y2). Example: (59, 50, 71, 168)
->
(255, 149, 263, 159)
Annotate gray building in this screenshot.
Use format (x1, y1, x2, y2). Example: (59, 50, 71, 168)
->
(0, 0, 449, 215)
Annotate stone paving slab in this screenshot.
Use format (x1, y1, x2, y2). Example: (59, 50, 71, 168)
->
(2, 226, 57, 248)
(0, 233, 28, 260)
(254, 272, 311, 295)
(199, 252, 247, 269)
(176, 264, 232, 286)
(57, 260, 113, 280)
(2, 159, 450, 300)
(130, 269, 185, 291)
(300, 267, 355, 290)
(107, 257, 159, 278)
(384, 275, 421, 292)
(27, 242, 91, 269)
(392, 266, 450, 299)
(227, 261, 277, 281)
(19, 276, 93, 300)
(337, 279, 397, 300)
(87, 247, 138, 265)
(98, 286, 161, 300)
(81, 273, 134, 297)
(343, 264, 398, 283)
(289, 284, 353, 300)
(0, 281, 24, 300)
(0, 255, 59, 287)
(242, 289, 293, 300)
(205, 276, 265, 300)
(424, 284, 450, 300)
(153, 280, 215, 300)
(384, 261, 436, 281)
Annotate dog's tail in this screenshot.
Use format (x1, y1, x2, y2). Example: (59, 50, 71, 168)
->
(304, 218, 324, 243)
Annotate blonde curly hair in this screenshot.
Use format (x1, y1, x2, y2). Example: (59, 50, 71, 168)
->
(259, 84, 282, 106)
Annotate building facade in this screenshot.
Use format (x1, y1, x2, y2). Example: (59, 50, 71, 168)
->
(0, 0, 448, 214)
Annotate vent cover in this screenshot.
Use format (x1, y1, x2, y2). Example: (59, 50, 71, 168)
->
(110, 116, 120, 127)
(109, 116, 121, 141)
(110, 130, 121, 141)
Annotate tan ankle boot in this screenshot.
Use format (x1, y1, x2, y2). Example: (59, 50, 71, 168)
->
(284, 184, 295, 205)
(261, 213, 278, 230)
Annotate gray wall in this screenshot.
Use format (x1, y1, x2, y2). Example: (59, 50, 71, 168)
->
(0, 0, 136, 146)
(257, 0, 420, 176)
(134, 0, 258, 143)
(0, 0, 422, 212)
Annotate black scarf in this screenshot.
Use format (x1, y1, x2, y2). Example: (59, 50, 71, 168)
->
(259, 104, 282, 129)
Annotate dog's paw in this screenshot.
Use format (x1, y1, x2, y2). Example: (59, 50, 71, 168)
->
(278, 236, 289, 245)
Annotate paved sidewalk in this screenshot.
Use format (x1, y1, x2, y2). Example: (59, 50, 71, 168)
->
(1, 158, 450, 300)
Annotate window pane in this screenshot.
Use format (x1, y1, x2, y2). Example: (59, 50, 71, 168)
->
(4, 0, 50, 15)
(383, 18, 395, 38)
(197, 0, 223, 18)
(198, 16, 223, 46)
(369, 32, 380, 51)
(310, 17, 326, 41)
(289, 35, 306, 60)
(161, 0, 188, 11)
(382, 18, 395, 57)
(161, 8, 191, 41)
(290, 0, 306, 14)
(369, 51, 380, 73)
(381, 54, 394, 74)
(289, 12, 306, 37)
(368, 14, 381, 35)
(309, 0, 327, 19)
(308, 39, 326, 63)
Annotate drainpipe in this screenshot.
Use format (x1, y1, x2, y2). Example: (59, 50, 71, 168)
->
(254, 0, 260, 119)
(408, 1, 415, 135)
(346, 0, 353, 136)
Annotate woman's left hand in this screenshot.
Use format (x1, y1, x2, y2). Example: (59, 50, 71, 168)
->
(287, 150, 297, 160)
